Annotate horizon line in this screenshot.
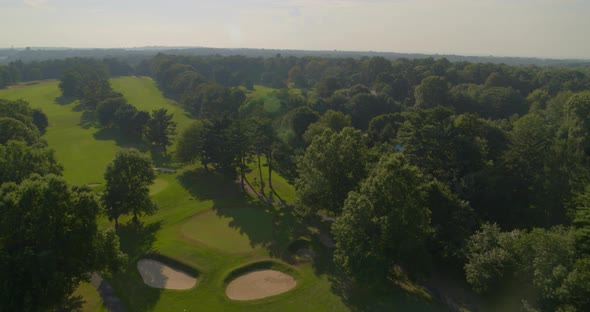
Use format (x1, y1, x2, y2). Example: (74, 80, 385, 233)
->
(1, 45, 589, 62)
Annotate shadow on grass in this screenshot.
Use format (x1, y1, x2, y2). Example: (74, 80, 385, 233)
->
(79, 111, 98, 129)
(177, 168, 307, 258)
(93, 127, 150, 152)
(329, 277, 444, 312)
(150, 147, 173, 167)
(55, 95, 76, 105)
(117, 221, 162, 260)
(110, 221, 163, 312)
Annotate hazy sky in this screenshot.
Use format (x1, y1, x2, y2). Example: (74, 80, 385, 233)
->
(1, 0, 589, 59)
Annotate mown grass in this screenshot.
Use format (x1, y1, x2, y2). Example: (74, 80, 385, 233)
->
(0, 81, 117, 185)
(245, 158, 296, 204)
(1, 78, 444, 311)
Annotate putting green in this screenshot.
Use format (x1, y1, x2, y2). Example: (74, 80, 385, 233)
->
(180, 208, 273, 253)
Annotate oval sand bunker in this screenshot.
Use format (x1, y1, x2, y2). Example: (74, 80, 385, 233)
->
(226, 270, 296, 300)
(137, 259, 197, 290)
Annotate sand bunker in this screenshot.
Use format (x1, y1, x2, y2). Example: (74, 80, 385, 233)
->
(226, 270, 296, 300)
(137, 259, 197, 290)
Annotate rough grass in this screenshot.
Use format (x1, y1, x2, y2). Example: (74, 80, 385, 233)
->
(72, 282, 107, 312)
(1, 78, 445, 312)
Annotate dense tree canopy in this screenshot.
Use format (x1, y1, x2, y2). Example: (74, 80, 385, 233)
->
(295, 127, 368, 216)
(333, 153, 433, 280)
(0, 174, 126, 311)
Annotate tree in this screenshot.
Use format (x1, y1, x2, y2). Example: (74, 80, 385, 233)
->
(145, 108, 177, 153)
(0, 174, 126, 311)
(464, 224, 589, 311)
(414, 76, 450, 108)
(464, 223, 518, 293)
(96, 97, 126, 127)
(113, 104, 150, 140)
(103, 149, 157, 227)
(295, 127, 368, 216)
(0, 140, 62, 184)
(0, 117, 40, 145)
(288, 65, 306, 87)
(31, 108, 48, 135)
(287, 106, 319, 140)
(427, 181, 475, 260)
(367, 113, 403, 145)
(58, 69, 82, 98)
(175, 121, 207, 165)
(250, 117, 276, 192)
(332, 192, 382, 280)
(333, 153, 433, 280)
(181, 83, 244, 117)
(345, 92, 399, 130)
(315, 77, 342, 98)
(303, 110, 351, 145)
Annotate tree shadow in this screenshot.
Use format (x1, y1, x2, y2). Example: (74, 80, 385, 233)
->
(109, 221, 163, 312)
(328, 276, 445, 312)
(93, 127, 149, 152)
(150, 147, 173, 167)
(54, 95, 76, 105)
(79, 111, 97, 129)
(177, 168, 307, 258)
(116, 221, 162, 260)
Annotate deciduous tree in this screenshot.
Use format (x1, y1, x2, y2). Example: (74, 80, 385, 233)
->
(103, 149, 157, 227)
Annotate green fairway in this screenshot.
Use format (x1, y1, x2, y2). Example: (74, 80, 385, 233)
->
(180, 208, 274, 253)
(245, 159, 296, 204)
(0, 77, 192, 184)
(0, 81, 117, 185)
(110, 76, 194, 141)
(1, 78, 444, 312)
(243, 85, 282, 113)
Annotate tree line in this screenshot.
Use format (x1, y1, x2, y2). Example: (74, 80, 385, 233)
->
(0, 57, 132, 88)
(0, 99, 128, 311)
(153, 53, 590, 311)
(59, 63, 177, 153)
(2, 52, 589, 311)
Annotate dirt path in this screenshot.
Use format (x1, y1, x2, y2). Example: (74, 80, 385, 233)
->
(90, 273, 126, 312)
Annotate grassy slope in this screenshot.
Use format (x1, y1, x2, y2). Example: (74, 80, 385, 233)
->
(0, 78, 443, 312)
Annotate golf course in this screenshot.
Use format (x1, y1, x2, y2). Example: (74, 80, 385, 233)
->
(0, 77, 442, 311)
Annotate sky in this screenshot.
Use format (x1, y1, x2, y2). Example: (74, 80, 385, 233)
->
(0, 0, 589, 59)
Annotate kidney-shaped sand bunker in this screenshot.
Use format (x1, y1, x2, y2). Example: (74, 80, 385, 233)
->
(226, 270, 296, 300)
(137, 259, 197, 290)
